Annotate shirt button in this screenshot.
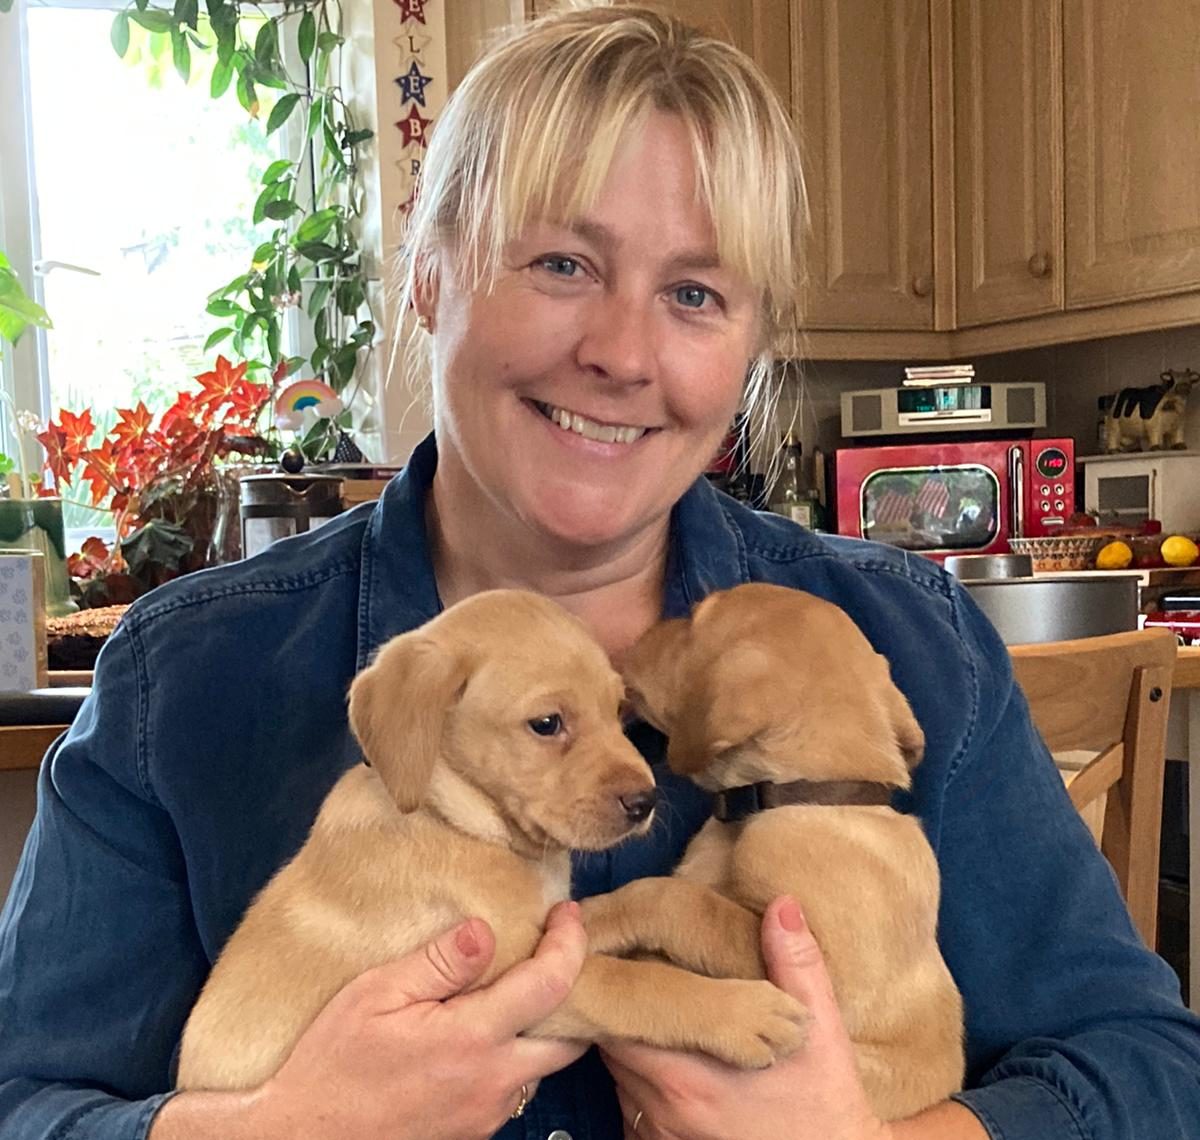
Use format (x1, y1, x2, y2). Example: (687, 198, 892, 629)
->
(547, 1132, 573, 1140)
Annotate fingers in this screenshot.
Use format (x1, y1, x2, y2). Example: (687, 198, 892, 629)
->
(508, 1034, 591, 1084)
(362, 916, 497, 1012)
(760, 896, 840, 1025)
(459, 900, 587, 1040)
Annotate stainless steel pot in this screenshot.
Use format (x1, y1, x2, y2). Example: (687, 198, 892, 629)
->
(953, 572, 1141, 645)
(944, 553, 1033, 580)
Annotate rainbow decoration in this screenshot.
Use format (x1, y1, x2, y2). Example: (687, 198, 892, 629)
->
(278, 379, 340, 414)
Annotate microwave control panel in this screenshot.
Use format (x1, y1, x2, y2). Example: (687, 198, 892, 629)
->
(1027, 442, 1074, 527)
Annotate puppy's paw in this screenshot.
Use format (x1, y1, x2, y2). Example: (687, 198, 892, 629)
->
(703, 980, 810, 1069)
(579, 894, 636, 957)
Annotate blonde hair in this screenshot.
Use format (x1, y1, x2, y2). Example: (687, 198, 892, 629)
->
(395, 2, 807, 420)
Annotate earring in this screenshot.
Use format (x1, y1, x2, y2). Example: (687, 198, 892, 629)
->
(417, 314, 432, 331)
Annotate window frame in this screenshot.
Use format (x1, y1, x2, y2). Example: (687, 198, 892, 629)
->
(0, 0, 317, 477)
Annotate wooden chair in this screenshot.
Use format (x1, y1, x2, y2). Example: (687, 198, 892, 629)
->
(1010, 628, 1177, 948)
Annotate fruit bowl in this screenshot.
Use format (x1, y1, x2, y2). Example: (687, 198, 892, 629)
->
(1007, 535, 1105, 572)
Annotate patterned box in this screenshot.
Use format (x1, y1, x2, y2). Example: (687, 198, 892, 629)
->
(0, 551, 48, 692)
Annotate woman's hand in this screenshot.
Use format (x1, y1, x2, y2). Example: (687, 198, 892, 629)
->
(238, 901, 589, 1140)
(600, 895, 892, 1140)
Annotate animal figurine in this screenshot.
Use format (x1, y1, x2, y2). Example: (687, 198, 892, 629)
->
(1104, 369, 1198, 452)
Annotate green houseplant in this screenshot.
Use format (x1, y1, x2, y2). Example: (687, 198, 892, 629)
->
(110, 0, 377, 463)
(0, 252, 76, 615)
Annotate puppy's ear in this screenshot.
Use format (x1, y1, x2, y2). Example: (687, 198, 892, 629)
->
(666, 649, 774, 777)
(882, 678, 925, 769)
(621, 618, 690, 733)
(347, 633, 468, 811)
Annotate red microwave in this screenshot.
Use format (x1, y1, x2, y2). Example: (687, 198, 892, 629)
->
(833, 437, 1075, 561)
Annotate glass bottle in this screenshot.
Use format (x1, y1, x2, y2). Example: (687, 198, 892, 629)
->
(769, 432, 824, 530)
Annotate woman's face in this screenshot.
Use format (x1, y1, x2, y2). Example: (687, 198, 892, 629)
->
(424, 111, 761, 553)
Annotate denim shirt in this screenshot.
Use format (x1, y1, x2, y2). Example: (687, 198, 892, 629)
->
(1, 434, 1197, 1140)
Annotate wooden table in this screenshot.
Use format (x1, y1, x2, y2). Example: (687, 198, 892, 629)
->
(0, 672, 91, 772)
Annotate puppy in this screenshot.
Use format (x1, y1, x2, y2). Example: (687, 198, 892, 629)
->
(176, 589, 807, 1090)
(584, 583, 964, 1120)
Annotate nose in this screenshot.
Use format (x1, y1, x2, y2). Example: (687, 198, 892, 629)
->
(619, 787, 658, 825)
(576, 289, 656, 387)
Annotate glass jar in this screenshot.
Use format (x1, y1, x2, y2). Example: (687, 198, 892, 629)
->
(0, 497, 77, 616)
(238, 474, 345, 560)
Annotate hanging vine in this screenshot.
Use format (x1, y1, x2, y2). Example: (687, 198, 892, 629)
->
(111, 0, 376, 462)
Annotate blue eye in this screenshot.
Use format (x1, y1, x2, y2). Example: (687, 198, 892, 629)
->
(675, 284, 711, 309)
(539, 256, 579, 277)
(528, 713, 563, 737)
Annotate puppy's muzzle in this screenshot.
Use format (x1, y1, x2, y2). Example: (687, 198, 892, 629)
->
(619, 788, 658, 825)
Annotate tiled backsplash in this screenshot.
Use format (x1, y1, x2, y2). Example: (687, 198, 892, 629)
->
(783, 323, 1200, 464)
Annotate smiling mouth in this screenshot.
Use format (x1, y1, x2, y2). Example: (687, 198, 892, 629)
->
(531, 400, 651, 445)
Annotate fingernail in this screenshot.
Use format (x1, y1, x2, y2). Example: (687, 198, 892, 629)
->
(778, 897, 805, 933)
(455, 920, 481, 958)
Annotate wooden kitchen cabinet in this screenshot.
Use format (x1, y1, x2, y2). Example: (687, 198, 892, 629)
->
(792, 0, 935, 330)
(953, 0, 1063, 327)
(445, 0, 1200, 356)
(801, 0, 1200, 355)
(1063, 0, 1200, 308)
(611, 1, 791, 107)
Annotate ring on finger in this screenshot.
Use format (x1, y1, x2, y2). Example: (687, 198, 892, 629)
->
(511, 1084, 529, 1119)
(632, 1108, 644, 1135)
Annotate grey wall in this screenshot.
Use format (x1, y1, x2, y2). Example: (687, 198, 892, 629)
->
(777, 323, 1200, 468)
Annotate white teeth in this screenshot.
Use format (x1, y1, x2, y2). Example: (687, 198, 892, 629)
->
(543, 403, 646, 445)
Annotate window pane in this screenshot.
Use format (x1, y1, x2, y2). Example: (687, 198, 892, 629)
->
(24, 7, 283, 534)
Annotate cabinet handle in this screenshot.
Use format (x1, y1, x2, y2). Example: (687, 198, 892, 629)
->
(911, 274, 933, 298)
(1027, 252, 1051, 278)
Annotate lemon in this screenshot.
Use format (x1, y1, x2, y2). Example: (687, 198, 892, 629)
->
(1161, 535, 1200, 567)
(1095, 540, 1133, 570)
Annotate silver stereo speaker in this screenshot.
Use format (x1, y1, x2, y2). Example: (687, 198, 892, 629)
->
(841, 382, 1046, 438)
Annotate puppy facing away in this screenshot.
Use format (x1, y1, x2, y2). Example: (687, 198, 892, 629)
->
(585, 583, 964, 1120)
(176, 589, 807, 1091)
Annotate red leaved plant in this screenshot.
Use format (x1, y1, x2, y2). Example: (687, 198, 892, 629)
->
(38, 356, 273, 605)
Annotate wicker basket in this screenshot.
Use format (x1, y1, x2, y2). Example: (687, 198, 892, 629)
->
(1008, 535, 1104, 572)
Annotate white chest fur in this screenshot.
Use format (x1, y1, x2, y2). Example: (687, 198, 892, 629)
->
(540, 856, 572, 910)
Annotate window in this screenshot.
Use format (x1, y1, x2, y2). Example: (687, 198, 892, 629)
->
(0, 0, 309, 542)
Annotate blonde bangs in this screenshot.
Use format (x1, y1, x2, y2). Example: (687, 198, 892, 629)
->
(396, 4, 807, 372)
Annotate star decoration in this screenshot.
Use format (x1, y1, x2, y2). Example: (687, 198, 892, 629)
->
(396, 104, 433, 149)
(394, 172, 419, 218)
(393, 0, 428, 24)
(393, 32, 433, 56)
(395, 61, 433, 107)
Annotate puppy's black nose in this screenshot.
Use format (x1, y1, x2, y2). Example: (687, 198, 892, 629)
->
(619, 788, 657, 824)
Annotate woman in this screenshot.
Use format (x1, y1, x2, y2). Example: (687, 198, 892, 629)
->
(1, 7, 1198, 1140)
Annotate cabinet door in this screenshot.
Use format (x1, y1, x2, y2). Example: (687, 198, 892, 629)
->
(1064, 0, 1200, 307)
(954, 0, 1063, 327)
(612, 1, 791, 107)
(793, 0, 933, 330)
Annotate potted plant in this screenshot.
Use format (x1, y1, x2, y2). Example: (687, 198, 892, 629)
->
(38, 355, 275, 608)
(0, 251, 77, 616)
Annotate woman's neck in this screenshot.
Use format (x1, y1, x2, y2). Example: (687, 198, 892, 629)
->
(426, 479, 669, 664)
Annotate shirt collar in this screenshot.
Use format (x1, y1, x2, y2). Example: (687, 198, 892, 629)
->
(357, 432, 753, 666)
(356, 433, 443, 670)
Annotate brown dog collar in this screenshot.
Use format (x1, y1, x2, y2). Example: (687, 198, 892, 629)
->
(712, 778, 897, 823)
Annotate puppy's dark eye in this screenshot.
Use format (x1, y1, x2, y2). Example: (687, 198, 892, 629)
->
(528, 713, 563, 737)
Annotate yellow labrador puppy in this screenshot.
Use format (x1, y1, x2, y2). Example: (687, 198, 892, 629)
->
(177, 589, 807, 1091)
(584, 583, 964, 1120)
